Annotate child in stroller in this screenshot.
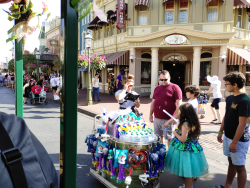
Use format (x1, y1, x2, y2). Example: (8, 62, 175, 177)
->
(197, 92, 208, 119)
(30, 85, 48, 105)
(108, 78, 116, 95)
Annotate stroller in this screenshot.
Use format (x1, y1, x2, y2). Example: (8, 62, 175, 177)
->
(108, 79, 116, 95)
(30, 85, 48, 105)
(197, 93, 208, 119)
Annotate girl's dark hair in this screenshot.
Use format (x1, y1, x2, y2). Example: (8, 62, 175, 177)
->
(223, 71, 246, 89)
(179, 103, 201, 140)
(185, 85, 200, 97)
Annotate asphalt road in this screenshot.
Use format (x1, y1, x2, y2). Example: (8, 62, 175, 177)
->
(1, 86, 249, 188)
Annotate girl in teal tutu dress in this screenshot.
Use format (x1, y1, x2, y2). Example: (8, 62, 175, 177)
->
(164, 103, 209, 188)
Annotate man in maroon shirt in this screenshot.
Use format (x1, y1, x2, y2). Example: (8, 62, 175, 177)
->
(149, 70, 182, 146)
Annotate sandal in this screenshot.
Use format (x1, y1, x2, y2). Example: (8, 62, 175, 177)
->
(212, 119, 218, 121)
(213, 185, 225, 188)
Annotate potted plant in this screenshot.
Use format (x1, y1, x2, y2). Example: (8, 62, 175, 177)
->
(90, 54, 106, 70)
(25, 63, 37, 73)
(78, 54, 89, 69)
(40, 64, 49, 73)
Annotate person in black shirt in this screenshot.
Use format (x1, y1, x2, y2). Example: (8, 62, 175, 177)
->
(215, 72, 250, 188)
(37, 75, 44, 87)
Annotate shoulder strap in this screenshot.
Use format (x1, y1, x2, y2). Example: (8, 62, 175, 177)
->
(0, 122, 28, 188)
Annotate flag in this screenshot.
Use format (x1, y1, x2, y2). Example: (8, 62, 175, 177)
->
(93, 0, 107, 23)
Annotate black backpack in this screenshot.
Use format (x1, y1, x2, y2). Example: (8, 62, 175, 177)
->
(0, 112, 58, 188)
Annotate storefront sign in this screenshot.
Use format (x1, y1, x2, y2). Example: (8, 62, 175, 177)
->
(160, 34, 191, 45)
(50, 39, 58, 47)
(116, 0, 126, 30)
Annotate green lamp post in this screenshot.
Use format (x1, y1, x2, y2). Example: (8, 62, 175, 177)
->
(34, 48, 40, 81)
(85, 30, 93, 106)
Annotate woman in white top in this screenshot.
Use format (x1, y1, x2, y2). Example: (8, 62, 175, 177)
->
(50, 74, 58, 97)
(92, 74, 100, 102)
(204, 75, 222, 125)
(115, 74, 140, 113)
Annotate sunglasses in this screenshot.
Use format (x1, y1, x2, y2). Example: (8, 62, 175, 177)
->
(160, 79, 168, 82)
(225, 83, 231, 86)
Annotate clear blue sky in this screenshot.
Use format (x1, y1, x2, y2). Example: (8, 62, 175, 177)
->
(0, 0, 60, 63)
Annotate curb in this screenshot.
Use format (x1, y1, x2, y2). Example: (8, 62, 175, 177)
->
(46, 97, 99, 118)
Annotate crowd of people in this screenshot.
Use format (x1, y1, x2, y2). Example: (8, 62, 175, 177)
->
(113, 70, 250, 188)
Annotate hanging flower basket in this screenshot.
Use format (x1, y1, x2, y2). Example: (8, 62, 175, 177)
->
(25, 63, 37, 73)
(90, 54, 106, 70)
(40, 64, 49, 73)
(2, 68, 8, 73)
(78, 54, 89, 69)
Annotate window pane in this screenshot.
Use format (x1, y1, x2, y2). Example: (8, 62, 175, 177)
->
(166, 11, 174, 23)
(208, 8, 217, 21)
(139, 12, 147, 25)
(180, 0, 188, 8)
(141, 61, 151, 84)
(237, 16, 242, 28)
(199, 61, 211, 86)
(166, 0, 174, 9)
(238, 8, 242, 15)
(209, 0, 218, 6)
(140, 5, 147, 11)
(179, 10, 188, 23)
(227, 65, 239, 74)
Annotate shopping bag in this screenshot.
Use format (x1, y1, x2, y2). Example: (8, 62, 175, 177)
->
(198, 104, 206, 114)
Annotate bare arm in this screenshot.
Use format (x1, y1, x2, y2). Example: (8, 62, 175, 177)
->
(204, 87, 213, 94)
(174, 99, 182, 118)
(116, 79, 119, 88)
(149, 99, 155, 123)
(173, 123, 189, 143)
(115, 89, 126, 101)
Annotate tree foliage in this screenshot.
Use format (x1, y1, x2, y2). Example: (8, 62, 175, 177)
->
(8, 59, 14, 72)
(23, 54, 41, 70)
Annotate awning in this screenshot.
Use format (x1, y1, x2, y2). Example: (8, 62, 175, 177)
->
(87, 16, 102, 30)
(206, 0, 225, 6)
(40, 54, 59, 61)
(227, 48, 250, 65)
(135, 0, 150, 8)
(234, 0, 250, 8)
(107, 10, 115, 22)
(102, 51, 129, 65)
(163, 0, 192, 3)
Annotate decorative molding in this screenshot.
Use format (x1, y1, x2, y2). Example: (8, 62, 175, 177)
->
(124, 27, 236, 42)
(160, 34, 191, 45)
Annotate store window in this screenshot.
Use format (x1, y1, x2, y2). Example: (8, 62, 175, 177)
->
(246, 66, 250, 86)
(199, 61, 211, 86)
(179, 0, 188, 23)
(165, 0, 174, 24)
(141, 61, 151, 84)
(237, 8, 242, 28)
(120, 65, 129, 77)
(107, 66, 115, 82)
(227, 65, 239, 74)
(139, 5, 147, 25)
(208, 0, 218, 22)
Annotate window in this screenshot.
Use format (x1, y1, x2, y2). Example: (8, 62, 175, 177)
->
(208, 0, 218, 22)
(165, 0, 174, 23)
(248, 17, 250, 30)
(107, 27, 109, 37)
(139, 5, 147, 25)
(245, 66, 250, 86)
(179, 0, 188, 23)
(237, 8, 242, 28)
(227, 65, 239, 74)
(141, 61, 151, 84)
(199, 61, 211, 86)
(112, 26, 115, 35)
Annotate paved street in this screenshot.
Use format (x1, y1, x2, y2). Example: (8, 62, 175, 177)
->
(1, 86, 250, 187)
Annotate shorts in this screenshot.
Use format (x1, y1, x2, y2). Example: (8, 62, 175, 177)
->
(223, 135, 250, 165)
(52, 86, 57, 91)
(0, 80, 3, 83)
(154, 118, 174, 140)
(11, 81, 14, 85)
(211, 98, 222, 109)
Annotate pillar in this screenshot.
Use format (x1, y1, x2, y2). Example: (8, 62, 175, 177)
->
(218, 45, 227, 98)
(60, 0, 78, 186)
(192, 47, 202, 86)
(129, 48, 141, 94)
(150, 48, 159, 98)
(101, 67, 107, 93)
(211, 47, 220, 76)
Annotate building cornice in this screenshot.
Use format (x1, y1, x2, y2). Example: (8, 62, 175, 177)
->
(125, 27, 237, 42)
(45, 26, 60, 35)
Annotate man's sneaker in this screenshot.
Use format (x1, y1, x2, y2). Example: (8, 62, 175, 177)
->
(98, 99, 101, 102)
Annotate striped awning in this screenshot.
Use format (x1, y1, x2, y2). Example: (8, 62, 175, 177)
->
(87, 16, 102, 30)
(234, 0, 250, 8)
(107, 10, 115, 22)
(227, 48, 250, 65)
(206, 0, 225, 6)
(102, 51, 129, 65)
(135, 0, 150, 8)
(163, 0, 192, 3)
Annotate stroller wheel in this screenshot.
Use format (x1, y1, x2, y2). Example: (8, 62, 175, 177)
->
(31, 99, 35, 105)
(45, 100, 48, 105)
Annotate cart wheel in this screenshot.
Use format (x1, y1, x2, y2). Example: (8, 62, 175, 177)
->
(31, 99, 35, 105)
(45, 100, 48, 105)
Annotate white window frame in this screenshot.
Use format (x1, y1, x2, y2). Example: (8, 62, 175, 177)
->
(179, 0, 189, 23)
(237, 8, 242, 28)
(138, 5, 148, 25)
(207, 0, 218, 22)
(165, 1, 174, 24)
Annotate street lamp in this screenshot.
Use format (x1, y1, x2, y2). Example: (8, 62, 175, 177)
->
(85, 30, 93, 106)
(34, 48, 40, 82)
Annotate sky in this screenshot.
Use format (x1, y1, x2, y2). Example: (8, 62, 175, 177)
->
(0, 0, 61, 63)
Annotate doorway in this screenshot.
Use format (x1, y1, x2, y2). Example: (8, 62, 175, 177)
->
(162, 61, 186, 91)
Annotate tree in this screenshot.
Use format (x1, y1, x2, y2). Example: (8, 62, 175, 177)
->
(52, 57, 60, 72)
(8, 59, 14, 72)
(23, 54, 41, 70)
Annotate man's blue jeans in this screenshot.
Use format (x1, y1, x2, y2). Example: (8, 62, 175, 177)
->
(92, 87, 99, 100)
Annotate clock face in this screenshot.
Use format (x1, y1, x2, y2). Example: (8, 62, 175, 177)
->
(161, 34, 191, 45)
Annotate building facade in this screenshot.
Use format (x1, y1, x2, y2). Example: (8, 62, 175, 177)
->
(89, 0, 250, 97)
